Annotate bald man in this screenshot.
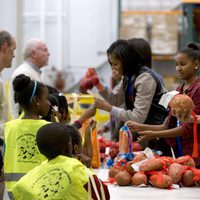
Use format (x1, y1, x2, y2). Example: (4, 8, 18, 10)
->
(9, 39, 50, 119)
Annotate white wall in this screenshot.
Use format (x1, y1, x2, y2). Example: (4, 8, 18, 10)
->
(0, 0, 17, 80)
(0, 1, 16, 33)
(68, 0, 117, 68)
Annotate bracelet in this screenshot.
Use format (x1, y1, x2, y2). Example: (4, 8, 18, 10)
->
(74, 120, 82, 129)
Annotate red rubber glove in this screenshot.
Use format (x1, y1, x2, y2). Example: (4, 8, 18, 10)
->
(80, 68, 102, 93)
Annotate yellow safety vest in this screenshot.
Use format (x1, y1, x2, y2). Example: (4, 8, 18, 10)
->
(12, 155, 90, 200)
(4, 118, 50, 197)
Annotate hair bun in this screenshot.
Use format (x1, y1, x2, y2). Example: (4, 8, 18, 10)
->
(187, 42, 200, 51)
(13, 74, 31, 92)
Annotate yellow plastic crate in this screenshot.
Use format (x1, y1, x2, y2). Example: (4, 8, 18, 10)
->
(65, 93, 110, 124)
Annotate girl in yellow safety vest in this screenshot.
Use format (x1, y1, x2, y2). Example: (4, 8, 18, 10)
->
(4, 74, 50, 198)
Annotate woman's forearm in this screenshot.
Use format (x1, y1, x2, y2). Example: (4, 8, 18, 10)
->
(141, 123, 167, 131)
(154, 126, 182, 138)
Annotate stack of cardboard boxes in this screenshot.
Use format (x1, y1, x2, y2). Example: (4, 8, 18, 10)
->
(119, 13, 179, 55)
(120, 14, 147, 40)
(151, 14, 179, 55)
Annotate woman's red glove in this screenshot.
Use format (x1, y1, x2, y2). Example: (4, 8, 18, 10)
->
(80, 68, 102, 93)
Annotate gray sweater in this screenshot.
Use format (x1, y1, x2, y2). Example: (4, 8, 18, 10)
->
(100, 72, 165, 123)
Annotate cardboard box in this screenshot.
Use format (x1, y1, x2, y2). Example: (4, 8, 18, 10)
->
(151, 14, 178, 54)
(120, 15, 147, 39)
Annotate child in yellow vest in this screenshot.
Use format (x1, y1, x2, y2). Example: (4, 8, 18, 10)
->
(43, 91, 96, 168)
(4, 74, 51, 198)
(12, 123, 110, 200)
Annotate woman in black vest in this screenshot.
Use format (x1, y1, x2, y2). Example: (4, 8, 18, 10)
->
(91, 39, 171, 155)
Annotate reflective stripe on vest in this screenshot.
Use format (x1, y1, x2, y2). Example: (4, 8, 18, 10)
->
(5, 173, 26, 182)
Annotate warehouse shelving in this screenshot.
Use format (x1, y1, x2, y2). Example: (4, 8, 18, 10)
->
(118, 2, 182, 60)
(180, 0, 200, 47)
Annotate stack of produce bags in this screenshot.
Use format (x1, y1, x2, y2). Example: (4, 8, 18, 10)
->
(108, 152, 200, 189)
